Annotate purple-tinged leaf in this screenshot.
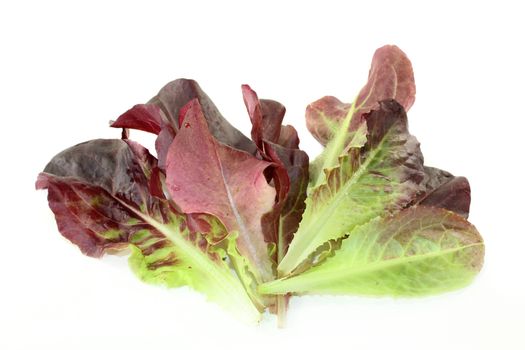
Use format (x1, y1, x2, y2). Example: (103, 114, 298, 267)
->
(277, 125, 300, 149)
(306, 96, 353, 146)
(242, 84, 286, 149)
(111, 79, 257, 164)
(242, 85, 309, 259)
(242, 84, 309, 326)
(260, 99, 286, 144)
(166, 99, 276, 283)
(155, 119, 177, 170)
(37, 172, 165, 257)
(111, 104, 162, 134)
(306, 45, 415, 145)
(41, 139, 159, 212)
(412, 166, 471, 218)
(265, 142, 309, 253)
(37, 139, 262, 322)
(356, 45, 416, 114)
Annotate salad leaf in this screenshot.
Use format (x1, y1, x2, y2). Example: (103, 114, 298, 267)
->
(150, 79, 255, 154)
(308, 100, 368, 188)
(306, 45, 416, 146)
(266, 143, 309, 260)
(306, 96, 355, 148)
(111, 104, 162, 134)
(307, 45, 416, 188)
(37, 139, 262, 323)
(242, 85, 286, 149)
(278, 100, 425, 275)
(277, 125, 300, 149)
(165, 99, 276, 283)
(260, 206, 484, 296)
(241, 85, 309, 262)
(112, 79, 257, 168)
(412, 166, 471, 218)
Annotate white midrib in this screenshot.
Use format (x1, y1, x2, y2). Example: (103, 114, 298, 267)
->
(216, 153, 250, 239)
(135, 211, 261, 322)
(391, 65, 398, 98)
(213, 146, 265, 282)
(117, 199, 233, 291)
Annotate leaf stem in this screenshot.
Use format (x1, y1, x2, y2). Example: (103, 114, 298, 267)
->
(276, 294, 287, 328)
(276, 217, 288, 327)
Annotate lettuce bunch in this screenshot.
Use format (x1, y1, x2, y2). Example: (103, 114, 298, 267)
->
(37, 45, 484, 325)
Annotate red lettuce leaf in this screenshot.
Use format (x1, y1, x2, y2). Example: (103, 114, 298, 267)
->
(277, 125, 300, 149)
(40, 139, 161, 214)
(411, 166, 471, 218)
(306, 45, 416, 145)
(165, 99, 276, 283)
(242, 84, 286, 149)
(355, 45, 416, 115)
(36, 140, 169, 259)
(111, 104, 162, 134)
(111, 79, 258, 167)
(264, 142, 309, 253)
(36, 139, 263, 322)
(241, 85, 309, 260)
(37, 172, 175, 257)
(36, 139, 224, 257)
(154, 120, 177, 170)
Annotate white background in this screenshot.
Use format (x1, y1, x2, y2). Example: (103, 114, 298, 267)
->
(1, 1, 524, 349)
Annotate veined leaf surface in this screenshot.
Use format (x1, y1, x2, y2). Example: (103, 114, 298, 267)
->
(37, 139, 261, 323)
(261, 206, 484, 296)
(166, 99, 276, 283)
(278, 100, 425, 275)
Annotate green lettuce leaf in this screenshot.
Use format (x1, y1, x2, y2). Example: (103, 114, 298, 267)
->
(260, 206, 484, 296)
(278, 100, 425, 275)
(126, 208, 264, 322)
(308, 100, 367, 188)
